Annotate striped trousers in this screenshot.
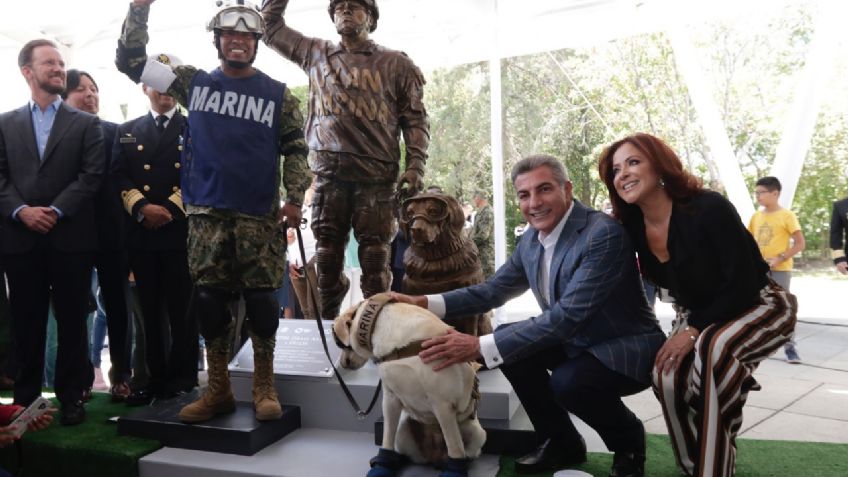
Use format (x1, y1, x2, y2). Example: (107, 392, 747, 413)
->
(653, 282, 797, 477)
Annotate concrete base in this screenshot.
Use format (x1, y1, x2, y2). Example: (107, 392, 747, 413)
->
(230, 350, 520, 432)
(139, 428, 503, 477)
(375, 415, 542, 456)
(118, 391, 301, 456)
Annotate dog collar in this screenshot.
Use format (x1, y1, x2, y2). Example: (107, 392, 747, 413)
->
(372, 339, 426, 364)
(355, 292, 396, 352)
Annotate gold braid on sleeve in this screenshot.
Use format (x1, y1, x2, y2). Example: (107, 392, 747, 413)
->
(122, 189, 144, 215)
(168, 190, 185, 215)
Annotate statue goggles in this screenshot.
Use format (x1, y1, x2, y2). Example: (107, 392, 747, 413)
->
(399, 195, 450, 226)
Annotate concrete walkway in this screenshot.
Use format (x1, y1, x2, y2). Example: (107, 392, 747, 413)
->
(501, 275, 848, 450)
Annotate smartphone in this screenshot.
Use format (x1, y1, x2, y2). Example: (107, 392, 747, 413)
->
(7, 396, 52, 438)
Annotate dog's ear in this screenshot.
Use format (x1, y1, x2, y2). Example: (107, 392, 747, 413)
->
(445, 195, 466, 230)
(333, 305, 358, 342)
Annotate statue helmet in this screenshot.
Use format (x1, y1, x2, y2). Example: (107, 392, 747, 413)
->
(327, 0, 379, 33)
(208, 0, 265, 38)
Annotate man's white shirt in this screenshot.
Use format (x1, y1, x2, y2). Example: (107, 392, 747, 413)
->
(426, 201, 574, 368)
(149, 107, 177, 128)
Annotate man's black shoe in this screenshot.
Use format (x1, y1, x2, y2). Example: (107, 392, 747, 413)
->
(609, 451, 645, 477)
(514, 437, 587, 474)
(60, 401, 86, 426)
(125, 389, 154, 406)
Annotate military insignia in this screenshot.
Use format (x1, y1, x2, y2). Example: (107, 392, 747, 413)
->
(120, 136, 137, 143)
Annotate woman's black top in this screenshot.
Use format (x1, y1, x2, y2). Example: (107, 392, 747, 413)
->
(623, 190, 769, 330)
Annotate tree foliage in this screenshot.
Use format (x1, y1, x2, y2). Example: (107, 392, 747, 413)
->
(422, 2, 847, 259)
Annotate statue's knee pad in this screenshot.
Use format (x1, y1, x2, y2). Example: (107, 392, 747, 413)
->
(358, 241, 390, 273)
(359, 242, 391, 297)
(243, 288, 279, 339)
(195, 286, 235, 340)
(314, 244, 345, 289)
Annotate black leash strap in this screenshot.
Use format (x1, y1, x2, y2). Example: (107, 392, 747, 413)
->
(293, 223, 382, 419)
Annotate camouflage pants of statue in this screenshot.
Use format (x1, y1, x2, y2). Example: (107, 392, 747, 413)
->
(311, 176, 397, 319)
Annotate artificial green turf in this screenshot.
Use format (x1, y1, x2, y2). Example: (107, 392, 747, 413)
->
(3, 392, 846, 477)
(0, 392, 161, 477)
(497, 434, 848, 476)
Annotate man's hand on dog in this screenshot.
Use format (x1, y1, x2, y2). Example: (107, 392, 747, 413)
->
(388, 292, 427, 308)
(420, 329, 481, 371)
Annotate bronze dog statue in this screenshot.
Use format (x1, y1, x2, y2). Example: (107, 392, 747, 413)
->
(401, 193, 492, 336)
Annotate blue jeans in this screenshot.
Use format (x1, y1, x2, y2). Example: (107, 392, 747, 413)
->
(90, 271, 108, 367)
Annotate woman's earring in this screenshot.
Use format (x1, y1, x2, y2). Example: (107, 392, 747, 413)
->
(658, 178, 665, 187)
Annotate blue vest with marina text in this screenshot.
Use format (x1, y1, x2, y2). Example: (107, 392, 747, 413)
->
(182, 68, 284, 215)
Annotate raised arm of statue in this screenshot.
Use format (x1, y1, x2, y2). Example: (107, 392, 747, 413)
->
(261, 0, 310, 65)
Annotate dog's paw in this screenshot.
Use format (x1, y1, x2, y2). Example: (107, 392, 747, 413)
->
(367, 448, 406, 477)
(366, 466, 397, 477)
(439, 472, 468, 477)
(439, 457, 472, 477)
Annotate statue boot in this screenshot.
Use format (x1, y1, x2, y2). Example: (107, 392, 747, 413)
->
(179, 333, 236, 423)
(319, 272, 350, 319)
(251, 331, 282, 420)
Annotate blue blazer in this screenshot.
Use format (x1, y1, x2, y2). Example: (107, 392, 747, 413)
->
(442, 200, 665, 385)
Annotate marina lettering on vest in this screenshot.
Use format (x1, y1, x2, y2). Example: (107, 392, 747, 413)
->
(188, 86, 276, 128)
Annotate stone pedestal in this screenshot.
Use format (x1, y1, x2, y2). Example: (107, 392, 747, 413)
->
(118, 391, 301, 456)
(231, 346, 520, 432)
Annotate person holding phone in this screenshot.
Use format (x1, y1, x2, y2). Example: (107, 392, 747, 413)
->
(1, 402, 55, 475)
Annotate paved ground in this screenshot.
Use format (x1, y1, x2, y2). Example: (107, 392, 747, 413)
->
(500, 274, 848, 449)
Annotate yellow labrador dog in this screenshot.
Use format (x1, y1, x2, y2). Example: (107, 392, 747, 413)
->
(333, 295, 486, 477)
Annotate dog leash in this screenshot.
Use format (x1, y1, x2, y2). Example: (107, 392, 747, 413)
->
(291, 220, 382, 419)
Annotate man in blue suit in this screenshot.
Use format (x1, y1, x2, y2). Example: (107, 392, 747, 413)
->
(392, 155, 664, 477)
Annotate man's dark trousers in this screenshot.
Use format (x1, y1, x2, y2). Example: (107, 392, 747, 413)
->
(5, 240, 92, 406)
(499, 342, 648, 452)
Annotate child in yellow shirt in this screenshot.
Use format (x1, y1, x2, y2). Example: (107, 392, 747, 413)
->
(748, 177, 806, 363)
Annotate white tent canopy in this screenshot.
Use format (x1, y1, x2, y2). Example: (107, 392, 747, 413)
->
(1, 0, 844, 273)
(2, 0, 826, 116)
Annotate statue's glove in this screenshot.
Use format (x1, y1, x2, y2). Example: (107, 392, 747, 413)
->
(396, 168, 424, 200)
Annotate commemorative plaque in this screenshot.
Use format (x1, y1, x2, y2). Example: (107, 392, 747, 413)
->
(233, 320, 341, 378)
